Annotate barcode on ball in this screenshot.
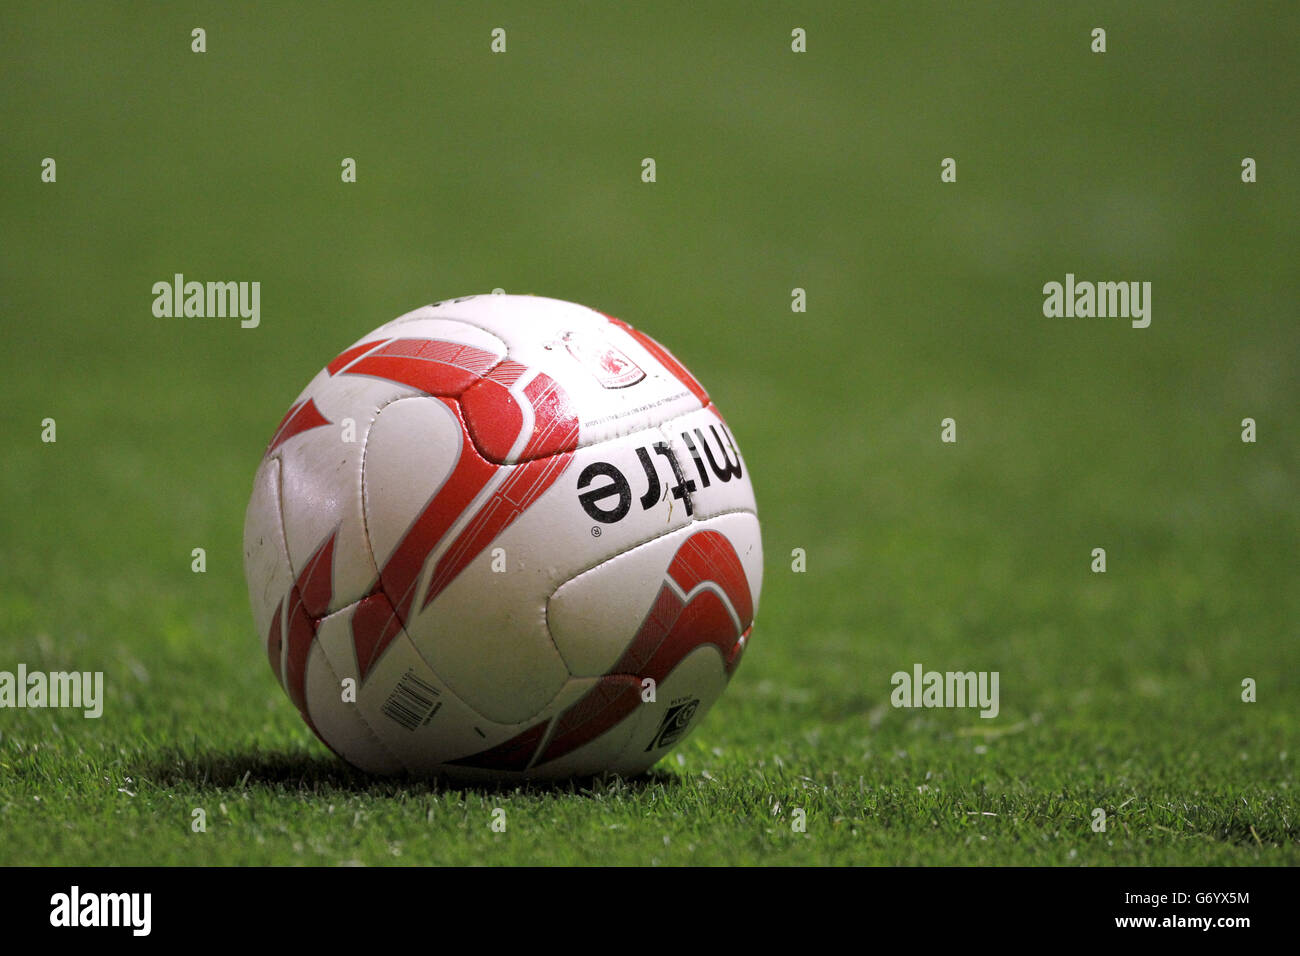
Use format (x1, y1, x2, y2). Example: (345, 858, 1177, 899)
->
(381, 670, 442, 731)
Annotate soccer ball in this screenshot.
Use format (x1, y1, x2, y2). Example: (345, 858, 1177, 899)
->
(242, 295, 762, 778)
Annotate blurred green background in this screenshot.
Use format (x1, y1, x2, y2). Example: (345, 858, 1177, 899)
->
(1, 1, 1296, 865)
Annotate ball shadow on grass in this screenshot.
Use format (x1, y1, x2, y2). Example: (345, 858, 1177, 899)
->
(135, 745, 681, 798)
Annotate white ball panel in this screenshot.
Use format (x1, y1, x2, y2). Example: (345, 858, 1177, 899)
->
(301, 632, 402, 774)
(547, 511, 762, 678)
(422, 676, 608, 783)
(314, 608, 510, 772)
(405, 552, 570, 723)
(521, 676, 642, 779)
(275, 373, 437, 610)
(607, 645, 730, 776)
(242, 455, 293, 654)
(361, 396, 463, 571)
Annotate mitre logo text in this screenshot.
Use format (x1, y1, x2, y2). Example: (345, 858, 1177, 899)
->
(577, 425, 742, 523)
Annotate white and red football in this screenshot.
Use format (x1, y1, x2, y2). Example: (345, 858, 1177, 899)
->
(242, 294, 762, 779)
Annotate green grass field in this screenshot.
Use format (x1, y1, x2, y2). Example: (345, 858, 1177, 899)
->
(1, 1, 1296, 866)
